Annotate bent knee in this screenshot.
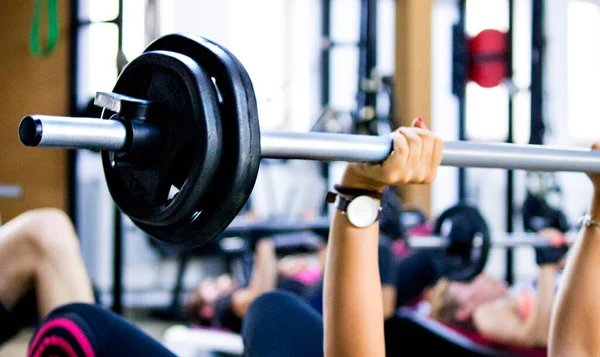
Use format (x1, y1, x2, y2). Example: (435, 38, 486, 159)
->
(247, 291, 299, 316)
(20, 208, 73, 232)
(17, 209, 80, 258)
(245, 290, 320, 327)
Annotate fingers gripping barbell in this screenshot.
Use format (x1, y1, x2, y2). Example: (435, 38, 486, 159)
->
(18, 34, 600, 248)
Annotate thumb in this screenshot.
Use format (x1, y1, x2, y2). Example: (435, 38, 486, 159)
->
(412, 117, 429, 130)
(592, 142, 600, 151)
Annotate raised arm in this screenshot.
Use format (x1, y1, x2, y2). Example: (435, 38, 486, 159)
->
(549, 143, 600, 357)
(232, 238, 278, 316)
(323, 119, 443, 357)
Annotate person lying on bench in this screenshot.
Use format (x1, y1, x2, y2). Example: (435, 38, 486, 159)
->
(425, 228, 567, 348)
(185, 232, 401, 332)
(185, 237, 321, 332)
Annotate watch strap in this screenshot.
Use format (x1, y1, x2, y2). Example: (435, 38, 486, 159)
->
(336, 194, 350, 212)
(326, 192, 381, 221)
(333, 184, 384, 199)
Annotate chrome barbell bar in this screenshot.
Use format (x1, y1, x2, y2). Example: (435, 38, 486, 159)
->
(406, 231, 579, 249)
(19, 115, 600, 173)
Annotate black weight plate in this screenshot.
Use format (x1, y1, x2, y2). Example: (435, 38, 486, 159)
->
(102, 51, 223, 244)
(434, 204, 491, 281)
(140, 34, 261, 248)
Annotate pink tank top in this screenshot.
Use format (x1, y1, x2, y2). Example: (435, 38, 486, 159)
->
(290, 267, 322, 285)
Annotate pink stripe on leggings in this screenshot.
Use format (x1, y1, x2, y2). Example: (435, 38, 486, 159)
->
(28, 318, 96, 357)
(32, 336, 78, 357)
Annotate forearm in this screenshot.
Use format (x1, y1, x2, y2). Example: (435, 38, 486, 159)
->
(232, 241, 279, 317)
(382, 286, 397, 319)
(249, 240, 278, 293)
(525, 265, 557, 346)
(550, 194, 600, 356)
(324, 187, 385, 357)
(320, 120, 442, 357)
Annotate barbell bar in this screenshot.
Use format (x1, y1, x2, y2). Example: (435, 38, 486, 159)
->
(19, 115, 600, 172)
(407, 231, 578, 249)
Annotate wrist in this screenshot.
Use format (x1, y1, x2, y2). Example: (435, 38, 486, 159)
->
(539, 263, 559, 271)
(591, 191, 600, 219)
(340, 169, 387, 193)
(255, 238, 275, 251)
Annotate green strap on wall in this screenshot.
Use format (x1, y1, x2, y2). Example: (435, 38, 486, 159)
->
(30, 0, 59, 57)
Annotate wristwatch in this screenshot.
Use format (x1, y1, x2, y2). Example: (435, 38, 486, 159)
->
(332, 194, 381, 228)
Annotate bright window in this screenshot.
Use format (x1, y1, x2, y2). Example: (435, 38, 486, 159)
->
(464, 0, 531, 143)
(568, 1, 600, 143)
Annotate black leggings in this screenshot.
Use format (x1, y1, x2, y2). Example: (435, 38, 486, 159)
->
(29, 296, 321, 357)
(28, 303, 176, 357)
(242, 291, 324, 357)
(241, 290, 431, 357)
(27, 251, 438, 357)
(242, 251, 441, 357)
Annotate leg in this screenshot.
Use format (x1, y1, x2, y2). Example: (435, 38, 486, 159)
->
(242, 291, 324, 357)
(28, 303, 177, 357)
(0, 209, 94, 317)
(0, 289, 37, 344)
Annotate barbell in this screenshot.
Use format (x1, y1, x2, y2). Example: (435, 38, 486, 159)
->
(18, 34, 600, 248)
(21, 114, 600, 168)
(404, 204, 575, 281)
(406, 230, 574, 282)
(216, 204, 572, 282)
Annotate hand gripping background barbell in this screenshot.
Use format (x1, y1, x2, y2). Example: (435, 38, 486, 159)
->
(18, 34, 600, 248)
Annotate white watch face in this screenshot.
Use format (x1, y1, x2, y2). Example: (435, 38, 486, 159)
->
(347, 196, 379, 228)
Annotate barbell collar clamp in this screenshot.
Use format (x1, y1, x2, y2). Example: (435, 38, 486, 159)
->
(95, 92, 152, 120)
